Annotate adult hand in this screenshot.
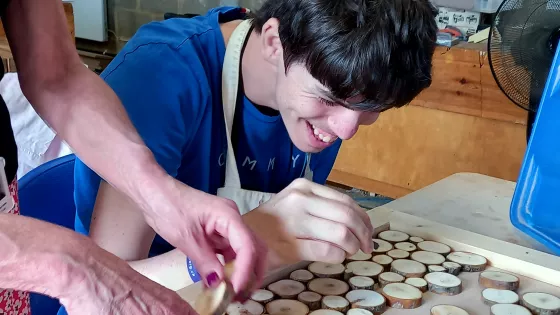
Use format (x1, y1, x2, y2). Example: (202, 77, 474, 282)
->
(139, 177, 268, 301)
(60, 243, 193, 315)
(243, 178, 374, 268)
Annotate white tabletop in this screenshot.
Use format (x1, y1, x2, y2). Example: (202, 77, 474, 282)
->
(379, 172, 554, 254)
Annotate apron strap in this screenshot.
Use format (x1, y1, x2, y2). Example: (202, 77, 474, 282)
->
(221, 19, 253, 189)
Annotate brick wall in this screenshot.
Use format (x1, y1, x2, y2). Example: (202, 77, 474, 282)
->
(108, 0, 265, 51)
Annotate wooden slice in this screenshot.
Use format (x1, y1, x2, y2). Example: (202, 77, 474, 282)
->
(442, 261, 462, 275)
(446, 251, 487, 272)
(194, 281, 234, 315)
(381, 282, 423, 309)
(251, 289, 274, 304)
(226, 300, 264, 315)
(347, 250, 373, 262)
(347, 309, 374, 315)
(410, 251, 446, 265)
(431, 304, 470, 315)
(405, 277, 428, 292)
(490, 303, 532, 315)
(297, 291, 322, 311)
(424, 272, 462, 296)
(372, 239, 393, 254)
(378, 272, 405, 287)
(267, 279, 305, 299)
(479, 271, 520, 291)
(482, 288, 520, 306)
(308, 278, 350, 296)
(290, 269, 314, 283)
(348, 276, 375, 290)
(387, 249, 410, 259)
(321, 295, 350, 312)
(395, 242, 417, 252)
(308, 262, 345, 278)
(345, 289, 387, 313)
(390, 259, 427, 278)
(409, 236, 425, 244)
(265, 299, 308, 315)
(308, 310, 344, 315)
(378, 230, 409, 243)
(417, 241, 452, 255)
(346, 261, 383, 278)
(428, 265, 446, 273)
(520, 292, 560, 315)
(372, 255, 393, 269)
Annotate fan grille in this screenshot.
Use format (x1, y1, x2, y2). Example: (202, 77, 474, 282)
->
(488, 0, 560, 111)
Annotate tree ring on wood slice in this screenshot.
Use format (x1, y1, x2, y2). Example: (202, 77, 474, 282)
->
(267, 279, 305, 299)
(308, 278, 350, 296)
(378, 272, 405, 287)
(290, 269, 314, 283)
(390, 259, 427, 278)
(410, 250, 446, 265)
(479, 271, 520, 291)
(381, 282, 423, 309)
(348, 276, 375, 290)
(347, 309, 374, 315)
(345, 289, 386, 313)
(321, 295, 350, 312)
(409, 236, 424, 243)
(372, 239, 393, 254)
(417, 241, 452, 255)
(428, 265, 446, 273)
(372, 255, 393, 270)
(194, 280, 234, 315)
(347, 250, 373, 262)
(308, 310, 344, 315)
(430, 304, 470, 315)
(442, 261, 462, 275)
(250, 289, 274, 304)
(405, 277, 428, 292)
(491, 303, 532, 315)
(226, 299, 264, 315)
(387, 249, 410, 259)
(446, 251, 487, 272)
(482, 288, 519, 306)
(346, 261, 383, 278)
(378, 230, 409, 243)
(308, 262, 345, 278)
(395, 242, 417, 252)
(265, 299, 309, 315)
(424, 272, 462, 295)
(297, 291, 322, 311)
(520, 292, 560, 315)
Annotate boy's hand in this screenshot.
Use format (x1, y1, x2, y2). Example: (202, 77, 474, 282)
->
(243, 178, 374, 268)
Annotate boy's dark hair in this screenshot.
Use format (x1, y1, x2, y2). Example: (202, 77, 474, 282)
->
(252, 0, 439, 112)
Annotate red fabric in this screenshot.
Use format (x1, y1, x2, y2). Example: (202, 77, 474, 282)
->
(0, 179, 31, 314)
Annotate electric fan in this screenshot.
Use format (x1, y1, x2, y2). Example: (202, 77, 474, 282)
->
(488, 0, 560, 255)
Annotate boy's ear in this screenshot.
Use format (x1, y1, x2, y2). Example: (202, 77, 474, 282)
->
(260, 18, 283, 66)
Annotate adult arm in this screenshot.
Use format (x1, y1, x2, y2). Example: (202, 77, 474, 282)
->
(0, 214, 194, 314)
(2, 0, 262, 295)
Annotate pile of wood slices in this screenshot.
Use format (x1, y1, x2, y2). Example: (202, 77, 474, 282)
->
(225, 229, 560, 315)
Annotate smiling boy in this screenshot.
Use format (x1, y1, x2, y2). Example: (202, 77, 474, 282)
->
(71, 0, 438, 294)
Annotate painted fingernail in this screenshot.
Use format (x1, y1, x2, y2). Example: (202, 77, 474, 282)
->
(235, 291, 250, 303)
(373, 240, 379, 250)
(206, 272, 219, 287)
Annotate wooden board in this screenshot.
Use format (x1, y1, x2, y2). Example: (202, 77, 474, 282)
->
(328, 105, 527, 199)
(176, 207, 560, 314)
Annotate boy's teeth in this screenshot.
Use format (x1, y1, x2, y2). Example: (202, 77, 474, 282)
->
(311, 124, 336, 143)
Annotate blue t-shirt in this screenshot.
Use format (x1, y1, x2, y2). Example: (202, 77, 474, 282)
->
(73, 6, 342, 251)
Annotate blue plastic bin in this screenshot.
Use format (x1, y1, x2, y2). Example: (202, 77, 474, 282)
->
(509, 42, 560, 256)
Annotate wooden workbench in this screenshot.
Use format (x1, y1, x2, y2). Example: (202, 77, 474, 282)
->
(328, 43, 528, 199)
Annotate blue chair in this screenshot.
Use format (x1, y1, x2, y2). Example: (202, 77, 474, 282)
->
(18, 154, 77, 315)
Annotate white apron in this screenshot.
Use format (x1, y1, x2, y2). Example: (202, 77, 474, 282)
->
(216, 19, 313, 215)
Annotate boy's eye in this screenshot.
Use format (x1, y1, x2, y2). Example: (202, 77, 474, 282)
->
(318, 97, 336, 107)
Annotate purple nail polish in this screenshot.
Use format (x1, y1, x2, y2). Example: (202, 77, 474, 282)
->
(206, 272, 219, 287)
